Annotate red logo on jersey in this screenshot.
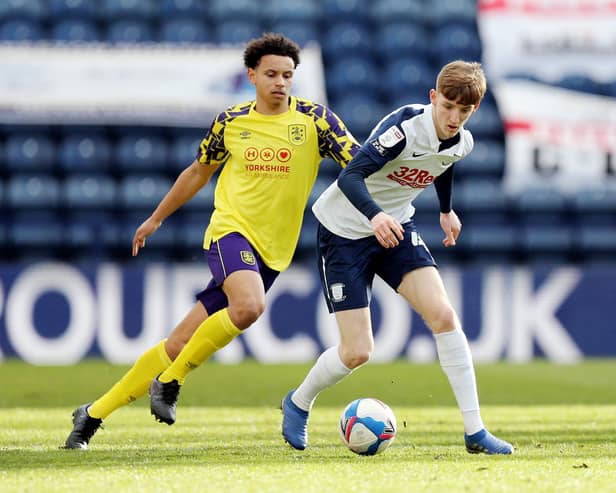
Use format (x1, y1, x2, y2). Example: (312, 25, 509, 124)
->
(387, 166, 435, 188)
(244, 147, 258, 161)
(277, 148, 292, 162)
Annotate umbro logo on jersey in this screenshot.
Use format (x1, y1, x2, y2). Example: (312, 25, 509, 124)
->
(240, 131, 252, 139)
(412, 152, 427, 157)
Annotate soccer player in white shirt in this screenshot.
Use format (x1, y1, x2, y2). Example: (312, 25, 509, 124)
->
(282, 60, 514, 455)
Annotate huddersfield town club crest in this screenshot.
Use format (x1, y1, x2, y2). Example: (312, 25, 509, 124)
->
(288, 124, 306, 145)
(240, 251, 256, 265)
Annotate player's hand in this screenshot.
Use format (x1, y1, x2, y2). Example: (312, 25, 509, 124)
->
(440, 210, 461, 247)
(132, 216, 162, 256)
(371, 212, 404, 249)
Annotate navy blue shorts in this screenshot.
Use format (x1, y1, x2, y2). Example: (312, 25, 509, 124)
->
(196, 232, 279, 315)
(317, 220, 436, 313)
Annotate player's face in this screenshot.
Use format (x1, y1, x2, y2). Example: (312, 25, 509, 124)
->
(429, 89, 477, 140)
(248, 54, 295, 114)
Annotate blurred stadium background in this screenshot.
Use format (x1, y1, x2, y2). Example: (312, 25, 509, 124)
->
(0, 0, 614, 365)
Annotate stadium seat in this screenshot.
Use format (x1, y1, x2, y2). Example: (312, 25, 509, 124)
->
(330, 94, 385, 141)
(456, 179, 510, 226)
(182, 179, 215, 212)
(7, 212, 64, 250)
(321, 23, 373, 61)
(411, 183, 440, 214)
(269, 21, 319, 47)
(114, 135, 169, 172)
(383, 58, 436, 103)
(261, 0, 321, 23)
(377, 23, 431, 62)
(572, 185, 616, 226)
(428, 0, 478, 27)
(159, 18, 210, 44)
(513, 184, 568, 226)
(461, 224, 519, 265)
(321, 0, 370, 25)
(213, 20, 261, 45)
(160, 0, 207, 18)
(433, 23, 482, 66)
(208, 0, 260, 22)
(0, 19, 43, 41)
(51, 19, 100, 42)
(64, 211, 114, 257)
(0, 0, 45, 21)
(62, 174, 117, 210)
(519, 224, 573, 262)
(576, 226, 616, 261)
(58, 134, 112, 172)
(48, 0, 98, 21)
(176, 213, 210, 258)
(6, 174, 61, 210)
(456, 139, 505, 180)
(107, 19, 154, 43)
(326, 58, 380, 101)
(464, 101, 504, 140)
(5, 133, 56, 172)
(118, 175, 173, 210)
(101, 0, 157, 21)
(369, 0, 427, 24)
(168, 134, 203, 171)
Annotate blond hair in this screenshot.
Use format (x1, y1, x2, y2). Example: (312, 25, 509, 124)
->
(436, 61, 486, 106)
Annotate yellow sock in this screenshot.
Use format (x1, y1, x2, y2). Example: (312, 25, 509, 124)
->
(159, 309, 241, 385)
(88, 340, 172, 419)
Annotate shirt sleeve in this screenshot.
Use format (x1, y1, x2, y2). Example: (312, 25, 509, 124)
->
(196, 112, 230, 166)
(433, 164, 455, 213)
(316, 105, 361, 168)
(337, 150, 384, 220)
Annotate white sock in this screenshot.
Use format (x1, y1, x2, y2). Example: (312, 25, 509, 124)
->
(292, 346, 352, 411)
(434, 328, 484, 435)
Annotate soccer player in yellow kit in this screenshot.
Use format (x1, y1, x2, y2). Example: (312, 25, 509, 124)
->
(64, 33, 359, 449)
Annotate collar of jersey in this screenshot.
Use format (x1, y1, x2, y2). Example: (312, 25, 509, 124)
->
(249, 96, 296, 120)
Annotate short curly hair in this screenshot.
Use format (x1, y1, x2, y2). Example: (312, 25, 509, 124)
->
(243, 32, 301, 69)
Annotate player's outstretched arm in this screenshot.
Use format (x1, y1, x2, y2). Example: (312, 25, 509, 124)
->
(132, 159, 219, 256)
(439, 210, 462, 247)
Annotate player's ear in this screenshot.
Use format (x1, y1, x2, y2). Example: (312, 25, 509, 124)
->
(247, 68, 256, 85)
(429, 89, 438, 104)
(473, 101, 481, 112)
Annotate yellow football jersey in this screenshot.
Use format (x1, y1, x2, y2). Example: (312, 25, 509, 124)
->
(197, 96, 359, 271)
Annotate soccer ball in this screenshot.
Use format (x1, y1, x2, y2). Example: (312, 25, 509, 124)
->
(339, 398, 397, 455)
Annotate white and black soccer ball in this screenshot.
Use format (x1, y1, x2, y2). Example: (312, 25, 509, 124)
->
(339, 398, 397, 455)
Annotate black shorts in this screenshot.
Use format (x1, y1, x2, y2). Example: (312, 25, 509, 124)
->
(316, 220, 436, 313)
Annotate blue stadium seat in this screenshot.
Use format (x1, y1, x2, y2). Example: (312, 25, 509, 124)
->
(461, 224, 518, 265)
(321, 0, 370, 25)
(118, 175, 172, 210)
(321, 23, 373, 61)
(208, 0, 260, 22)
(464, 101, 503, 139)
(456, 179, 510, 226)
(159, 18, 210, 44)
(160, 0, 207, 17)
(8, 212, 64, 250)
(177, 213, 210, 256)
(433, 24, 482, 66)
(411, 182, 440, 214)
(327, 58, 380, 101)
(384, 58, 436, 102)
(169, 134, 202, 171)
(63, 174, 117, 210)
(269, 21, 319, 47)
(6, 174, 61, 210)
(5, 133, 56, 172)
(58, 134, 112, 172)
(0, 0, 45, 21)
(48, 0, 98, 21)
(51, 19, 100, 42)
(520, 224, 573, 261)
(107, 19, 154, 43)
(261, 0, 321, 23)
(114, 135, 169, 172)
(214, 20, 261, 45)
(182, 179, 215, 212)
(330, 94, 384, 141)
(64, 211, 114, 255)
(428, 0, 478, 27)
(456, 139, 505, 179)
(572, 185, 616, 226)
(576, 226, 616, 260)
(0, 19, 43, 40)
(377, 23, 431, 62)
(101, 0, 157, 21)
(513, 184, 568, 226)
(369, 0, 427, 24)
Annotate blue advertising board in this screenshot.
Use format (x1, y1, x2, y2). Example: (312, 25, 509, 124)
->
(0, 262, 614, 364)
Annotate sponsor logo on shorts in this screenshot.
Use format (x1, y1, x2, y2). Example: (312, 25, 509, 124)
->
(240, 251, 256, 265)
(330, 283, 346, 302)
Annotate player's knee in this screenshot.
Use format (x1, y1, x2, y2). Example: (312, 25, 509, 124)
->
(340, 344, 372, 369)
(228, 298, 265, 329)
(428, 305, 459, 334)
(164, 337, 185, 361)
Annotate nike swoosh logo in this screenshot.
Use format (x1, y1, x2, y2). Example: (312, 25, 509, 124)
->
(412, 152, 427, 157)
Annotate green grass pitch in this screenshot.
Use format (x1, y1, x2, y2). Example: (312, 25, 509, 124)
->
(1, 360, 615, 492)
